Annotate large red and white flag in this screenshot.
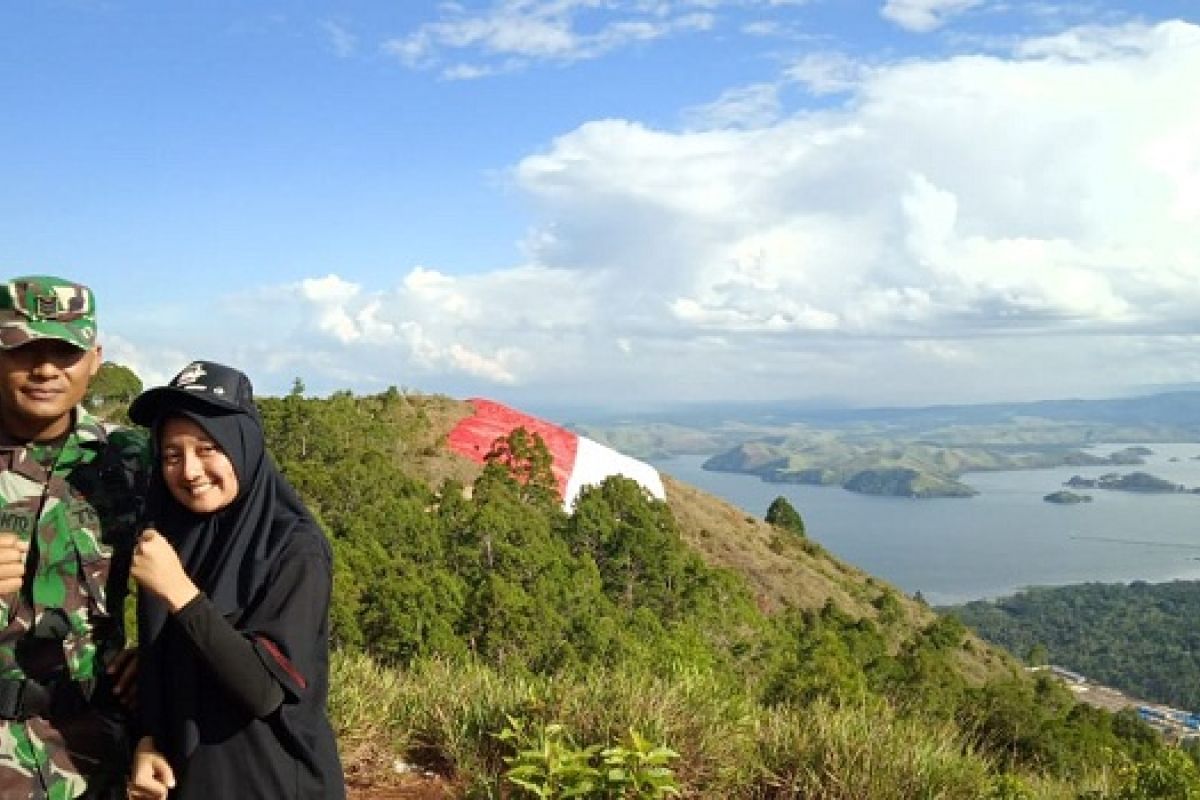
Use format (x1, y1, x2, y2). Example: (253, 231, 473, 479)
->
(447, 398, 666, 511)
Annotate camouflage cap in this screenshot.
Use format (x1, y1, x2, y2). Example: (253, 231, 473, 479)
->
(0, 275, 97, 351)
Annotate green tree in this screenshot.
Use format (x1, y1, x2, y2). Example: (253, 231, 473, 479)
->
(84, 361, 142, 413)
(569, 477, 693, 617)
(482, 427, 560, 511)
(765, 496, 805, 536)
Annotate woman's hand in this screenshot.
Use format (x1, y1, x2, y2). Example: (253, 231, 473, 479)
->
(128, 736, 176, 800)
(131, 529, 200, 613)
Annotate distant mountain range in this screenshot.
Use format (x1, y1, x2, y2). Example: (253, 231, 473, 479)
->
(573, 389, 1200, 432)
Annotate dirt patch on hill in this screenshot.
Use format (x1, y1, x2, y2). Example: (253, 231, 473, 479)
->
(348, 775, 458, 799)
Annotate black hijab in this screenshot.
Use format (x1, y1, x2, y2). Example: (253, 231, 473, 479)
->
(146, 407, 305, 616)
(131, 362, 326, 762)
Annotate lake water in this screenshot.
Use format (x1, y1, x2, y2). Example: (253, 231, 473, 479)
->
(652, 444, 1200, 605)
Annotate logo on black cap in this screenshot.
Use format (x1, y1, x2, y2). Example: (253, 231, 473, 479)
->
(175, 363, 208, 387)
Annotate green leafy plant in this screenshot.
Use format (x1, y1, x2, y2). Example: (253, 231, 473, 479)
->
(499, 716, 680, 799)
(600, 729, 681, 799)
(500, 715, 602, 798)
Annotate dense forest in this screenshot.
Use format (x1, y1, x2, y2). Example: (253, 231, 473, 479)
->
(948, 581, 1200, 711)
(89, 374, 1200, 797)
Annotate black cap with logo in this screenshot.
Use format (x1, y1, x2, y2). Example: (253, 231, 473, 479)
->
(129, 361, 259, 427)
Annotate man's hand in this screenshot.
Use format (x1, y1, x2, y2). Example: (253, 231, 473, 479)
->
(128, 736, 176, 800)
(131, 529, 199, 613)
(0, 533, 29, 595)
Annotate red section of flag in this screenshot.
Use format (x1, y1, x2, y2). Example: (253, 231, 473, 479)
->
(446, 398, 579, 498)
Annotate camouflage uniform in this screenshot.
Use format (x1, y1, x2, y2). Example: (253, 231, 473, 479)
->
(0, 277, 148, 799)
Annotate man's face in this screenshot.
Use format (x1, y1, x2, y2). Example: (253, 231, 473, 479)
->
(0, 339, 102, 441)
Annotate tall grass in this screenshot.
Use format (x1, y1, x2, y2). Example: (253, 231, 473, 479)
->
(329, 650, 1086, 798)
(754, 701, 990, 799)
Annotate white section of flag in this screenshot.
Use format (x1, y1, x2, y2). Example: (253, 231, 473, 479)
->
(563, 435, 667, 510)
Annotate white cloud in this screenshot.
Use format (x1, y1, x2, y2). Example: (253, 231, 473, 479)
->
(381, 1, 715, 76)
(298, 275, 395, 344)
(784, 52, 871, 95)
(321, 20, 357, 58)
(881, 0, 983, 33)
(903, 339, 973, 363)
(683, 83, 783, 129)
(447, 343, 521, 384)
(502, 19, 1200, 403)
(443, 62, 508, 80)
(670, 295, 840, 332)
(1015, 20, 1164, 59)
(248, 264, 599, 393)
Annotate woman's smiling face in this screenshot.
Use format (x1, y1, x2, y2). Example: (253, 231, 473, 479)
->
(160, 416, 240, 514)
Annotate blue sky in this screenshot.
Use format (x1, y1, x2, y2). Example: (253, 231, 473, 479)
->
(3, 1, 1198, 414)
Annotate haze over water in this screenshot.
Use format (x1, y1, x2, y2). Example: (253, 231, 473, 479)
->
(655, 444, 1200, 605)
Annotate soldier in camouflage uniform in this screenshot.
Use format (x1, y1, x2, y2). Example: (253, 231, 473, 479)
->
(0, 276, 147, 799)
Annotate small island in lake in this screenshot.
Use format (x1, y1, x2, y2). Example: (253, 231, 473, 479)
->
(1064, 472, 1198, 494)
(1044, 490, 1093, 504)
(843, 468, 977, 498)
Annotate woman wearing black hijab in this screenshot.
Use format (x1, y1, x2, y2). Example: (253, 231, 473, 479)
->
(125, 361, 344, 800)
